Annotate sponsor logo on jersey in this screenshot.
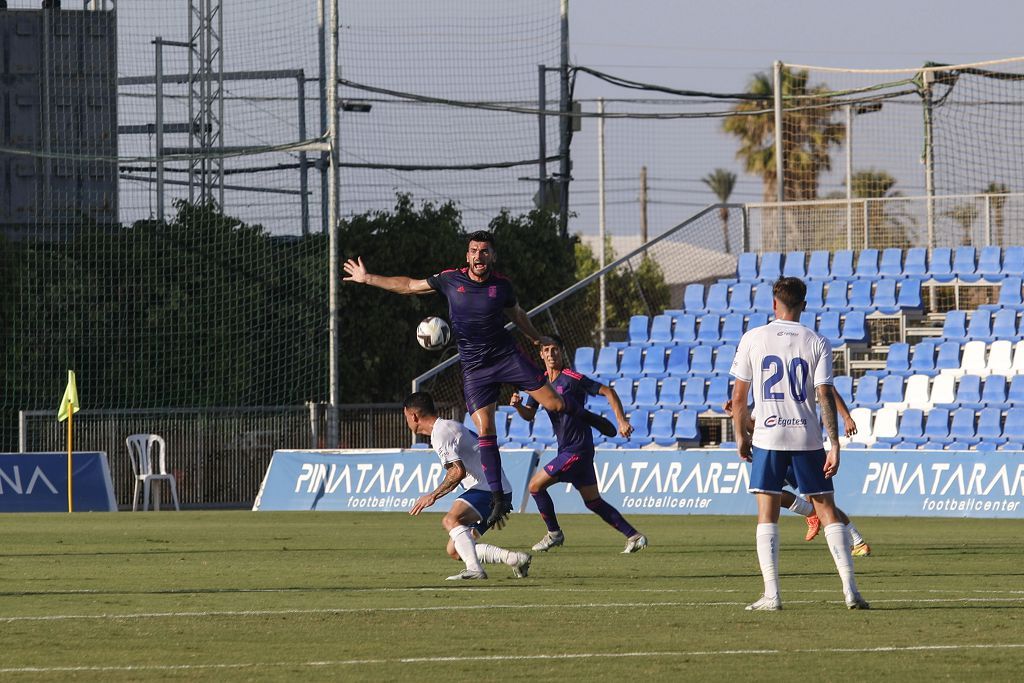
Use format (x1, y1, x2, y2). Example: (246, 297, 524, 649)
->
(488, 285, 497, 298)
(457, 286, 466, 293)
(763, 415, 808, 428)
(776, 331, 798, 336)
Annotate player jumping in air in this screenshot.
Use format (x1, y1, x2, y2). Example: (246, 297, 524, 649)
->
(403, 392, 532, 581)
(730, 277, 869, 611)
(344, 230, 616, 530)
(510, 336, 648, 554)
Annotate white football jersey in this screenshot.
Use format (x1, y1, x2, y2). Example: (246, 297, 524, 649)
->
(729, 319, 834, 451)
(430, 418, 511, 494)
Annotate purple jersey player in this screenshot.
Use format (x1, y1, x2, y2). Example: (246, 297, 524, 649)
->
(510, 336, 648, 554)
(343, 230, 615, 530)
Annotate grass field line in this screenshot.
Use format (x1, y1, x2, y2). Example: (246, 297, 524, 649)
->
(3, 643, 1024, 674)
(2, 595, 1024, 623)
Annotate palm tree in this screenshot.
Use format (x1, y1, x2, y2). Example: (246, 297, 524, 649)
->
(849, 169, 913, 248)
(701, 169, 737, 253)
(945, 202, 979, 246)
(983, 182, 1009, 246)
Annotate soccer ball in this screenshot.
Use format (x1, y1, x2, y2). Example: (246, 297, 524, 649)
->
(416, 316, 451, 351)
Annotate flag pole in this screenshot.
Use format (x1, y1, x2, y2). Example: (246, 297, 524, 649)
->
(67, 399, 73, 513)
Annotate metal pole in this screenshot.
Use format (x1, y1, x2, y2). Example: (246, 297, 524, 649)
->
(863, 200, 870, 249)
(557, 0, 570, 238)
(639, 165, 648, 245)
(597, 98, 607, 348)
(773, 60, 786, 251)
(922, 70, 936, 248)
(216, 0, 225, 208)
(317, 0, 329, 235)
(984, 194, 992, 247)
(845, 104, 853, 250)
(538, 64, 547, 208)
(187, 2, 195, 204)
(327, 0, 341, 447)
(297, 71, 310, 236)
(155, 37, 165, 222)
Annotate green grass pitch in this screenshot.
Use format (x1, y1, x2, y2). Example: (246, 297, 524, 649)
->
(0, 511, 1022, 681)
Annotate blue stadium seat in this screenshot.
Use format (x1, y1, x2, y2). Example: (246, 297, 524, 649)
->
(705, 283, 731, 315)
(623, 410, 654, 447)
(949, 408, 980, 445)
(673, 409, 700, 441)
(587, 390, 611, 414)
(919, 441, 949, 451)
(667, 347, 690, 376)
(672, 313, 699, 346)
(981, 375, 1009, 410)
(879, 248, 903, 277)
(612, 378, 635, 407)
(976, 407, 1006, 444)
(736, 253, 759, 282)
(909, 341, 939, 377)
(903, 247, 928, 278)
(976, 441, 1000, 452)
(618, 346, 644, 378)
(690, 346, 716, 377)
(954, 374, 984, 411)
(1004, 246, 1024, 277)
(854, 249, 879, 279)
(895, 409, 927, 445)
(1008, 375, 1024, 405)
(928, 247, 954, 282)
(946, 441, 975, 451)
(848, 280, 873, 311)
(884, 343, 911, 376)
(824, 282, 849, 310)
(696, 315, 722, 344)
(752, 284, 774, 313)
(966, 310, 994, 343)
(953, 246, 980, 282)
(879, 374, 906, 404)
(804, 280, 826, 313)
(833, 375, 854, 407)
(896, 278, 923, 310)
(995, 278, 1024, 311)
(706, 375, 732, 413)
(721, 313, 745, 344)
(807, 250, 831, 280)
(592, 346, 620, 380)
(680, 378, 709, 411)
(531, 410, 557, 447)
(747, 312, 770, 330)
(783, 250, 806, 279)
(657, 377, 683, 409)
(943, 311, 969, 343)
(935, 341, 962, 372)
(649, 409, 678, 447)
(818, 312, 843, 347)
(713, 344, 737, 375)
(992, 309, 1020, 342)
(842, 311, 869, 344)
(684, 283, 706, 312)
(853, 375, 881, 410)
(999, 442, 1024, 451)
(628, 315, 650, 345)
(506, 413, 533, 444)
(729, 282, 754, 314)
(641, 346, 669, 379)
(574, 346, 596, 375)
(977, 246, 1004, 282)
(871, 279, 898, 314)
(923, 408, 951, 443)
(633, 377, 661, 411)
(760, 252, 783, 281)
(648, 314, 674, 346)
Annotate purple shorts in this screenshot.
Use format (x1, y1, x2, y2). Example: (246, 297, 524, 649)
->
(463, 348, 545, 414)
(543, 449, 598, 489)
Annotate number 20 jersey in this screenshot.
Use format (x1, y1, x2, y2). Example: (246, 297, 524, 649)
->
(729, 319, 834, 451)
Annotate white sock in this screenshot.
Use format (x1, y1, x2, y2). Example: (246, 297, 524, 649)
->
(847, 523, 865, 546)
(825, 522, 859, 596)
(476, 543, 515, 565)
(755, 523, 780, 599)
(449, 525, 483, 573)
(788, 496, 814, 517)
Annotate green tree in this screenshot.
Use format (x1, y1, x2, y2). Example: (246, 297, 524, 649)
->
(850, 169, 913, 248)
(945, 201, 979, 246)
(701, 168, 737, 253)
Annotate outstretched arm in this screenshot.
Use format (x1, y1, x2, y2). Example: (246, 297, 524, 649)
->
(598, 384, 633, 438)
(343, 256, 434, 295)
(504, 304, 552, 347)
(510, 392, 539, 421)
(410, 461, 466, 515)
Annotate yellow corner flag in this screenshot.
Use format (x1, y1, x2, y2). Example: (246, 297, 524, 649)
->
(57, 369, 80, 422)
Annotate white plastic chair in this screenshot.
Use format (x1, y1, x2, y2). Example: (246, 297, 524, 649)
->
(986, 340, 1014, 377)
(929, 373, 957, 407)
(943, 340, 988, 379)
(125, 434, 181, 511)
(872, 407, 899, 442)
(902, 374, 933, 412)
(848, 407, 875, 446)
(1011, 341, 1024, 376)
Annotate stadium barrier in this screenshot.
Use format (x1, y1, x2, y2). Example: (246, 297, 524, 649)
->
(255, 447, 1024, 518)
(0, 452, 117, 512)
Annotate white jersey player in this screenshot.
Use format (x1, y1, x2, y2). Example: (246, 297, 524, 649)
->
(402, 392, 531, 581)
(729, 277, 869, 611)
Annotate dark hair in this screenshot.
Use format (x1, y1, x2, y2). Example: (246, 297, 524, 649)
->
(466, 230, 496, 249)
(772, 277, 807, 310)
(403, 391, 437, 416)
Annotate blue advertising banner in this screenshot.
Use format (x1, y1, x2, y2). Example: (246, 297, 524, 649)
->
(522, 448, 1024, 519)
(253, 449, 538, 512)
(0, 452, 117, 512)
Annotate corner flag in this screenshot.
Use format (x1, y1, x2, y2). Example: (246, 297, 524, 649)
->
(57, 370, 80, 422)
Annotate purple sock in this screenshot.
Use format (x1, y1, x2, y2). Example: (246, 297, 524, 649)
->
(531, 489, 560, 532)
(585, 497, 637, 538)
(477, 435, 503, 492)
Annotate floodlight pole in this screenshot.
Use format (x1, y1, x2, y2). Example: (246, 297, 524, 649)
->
(558, 0, 570, 239)
(327, 0, 341, 447)
(597, 98, 607, 349)
(922, 70, 936, 249)
(845, 104, 853, 250)
(773, 60, 785, 251)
